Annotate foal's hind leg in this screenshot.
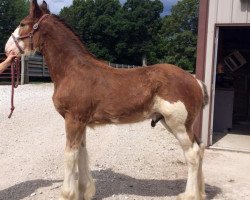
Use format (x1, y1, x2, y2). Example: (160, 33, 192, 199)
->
(168, 128, 204, 200)
(60, 115, 85, 200)
(175, 136, 204, 200)
(78, 132, 95, 200)
(198, 143, 205, 199)
(155, 98, 205, 200)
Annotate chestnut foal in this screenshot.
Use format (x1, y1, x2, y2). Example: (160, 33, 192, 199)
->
(5, 1, 208, 200)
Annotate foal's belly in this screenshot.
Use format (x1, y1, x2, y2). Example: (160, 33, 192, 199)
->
(88, 108, 155, 126)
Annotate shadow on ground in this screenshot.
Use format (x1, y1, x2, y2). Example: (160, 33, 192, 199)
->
(0, 169, 221, 200)
(93, 169, 221, 199)
(0, 179, 62, 200)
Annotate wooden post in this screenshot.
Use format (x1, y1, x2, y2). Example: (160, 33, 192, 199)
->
(21, 55, 25, 85)
(142, 54, 147, 66)
(24, 56, 29, 84)
(194, 0, 210, 141)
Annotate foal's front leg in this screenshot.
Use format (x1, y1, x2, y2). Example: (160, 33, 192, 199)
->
(60, 116, 86, 200)
(78, 133, 95, 200)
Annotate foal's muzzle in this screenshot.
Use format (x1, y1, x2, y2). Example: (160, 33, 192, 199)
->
(11, 34, 25, 54)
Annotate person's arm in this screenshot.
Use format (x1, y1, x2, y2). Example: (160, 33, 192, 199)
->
(0, 60, 10, 74)
(0, 52, 16, 74)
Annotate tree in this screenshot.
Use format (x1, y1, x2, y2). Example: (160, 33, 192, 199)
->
(0, 0, 29, 52)
(159, 0, 199, 71)
(118, 0, 163, 65)
(60, 0, 163, 65)
(60, 0, 123, 62)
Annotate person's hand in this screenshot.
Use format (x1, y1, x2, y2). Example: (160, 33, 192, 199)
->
(5, 51, 17, 65)
(0, 51, 17, 73)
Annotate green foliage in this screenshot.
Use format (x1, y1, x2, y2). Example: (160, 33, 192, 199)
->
(60, 0, 198, 68)
(0, 0, 199, 69)
(60, 0, 122, 62)
(120, 0, 163, 64)
(0, 0, 29, 52)
(60, 0, 163, 65)
(159, 0, 199, 71)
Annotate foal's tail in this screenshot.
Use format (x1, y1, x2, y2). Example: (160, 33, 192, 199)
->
(197, 79, 209, 108)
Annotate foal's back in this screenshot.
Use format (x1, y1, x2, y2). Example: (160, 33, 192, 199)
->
(55, 62, 203, 126)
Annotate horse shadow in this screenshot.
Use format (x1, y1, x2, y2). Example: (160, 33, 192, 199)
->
(0, 179, 62, 200)
(92, 169, 221, 199)
(0, 169, 221, 200)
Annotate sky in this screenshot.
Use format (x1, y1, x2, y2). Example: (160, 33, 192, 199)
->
(37, 0, 179, 15)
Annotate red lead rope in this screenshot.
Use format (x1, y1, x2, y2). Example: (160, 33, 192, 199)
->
(8, 58, 20, 118)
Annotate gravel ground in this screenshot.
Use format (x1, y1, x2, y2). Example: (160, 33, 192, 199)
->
(0, 83, 250, 200)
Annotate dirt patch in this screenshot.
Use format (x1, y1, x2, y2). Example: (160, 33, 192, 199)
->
(0, 83, 250, 200)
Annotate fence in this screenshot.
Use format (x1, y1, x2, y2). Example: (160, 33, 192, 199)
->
(22, 54, 50, 83)
(0, 53, 50, 85)
(0, 53, 146, 85)
(109, 63, 143, 68)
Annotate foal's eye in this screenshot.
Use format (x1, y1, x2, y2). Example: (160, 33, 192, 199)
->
(20, 23, 25, 27)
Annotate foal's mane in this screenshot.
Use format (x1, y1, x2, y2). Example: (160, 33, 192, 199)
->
(51, 14, 97, 59)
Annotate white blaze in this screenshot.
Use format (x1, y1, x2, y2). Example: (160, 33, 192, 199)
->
(5, 27, 24, 56)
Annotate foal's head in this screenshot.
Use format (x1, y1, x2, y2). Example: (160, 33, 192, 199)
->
(5, 0, 50, 56)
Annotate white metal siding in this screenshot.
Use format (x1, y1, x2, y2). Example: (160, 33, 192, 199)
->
(212, 0, 250, 23)
(232, 0, 248, 23)
(216, 0, 234, 23)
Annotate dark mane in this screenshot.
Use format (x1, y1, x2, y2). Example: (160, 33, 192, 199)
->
(51, 14, 97, 58)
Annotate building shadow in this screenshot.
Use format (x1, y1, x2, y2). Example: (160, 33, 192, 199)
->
(0, 169, 221, 200)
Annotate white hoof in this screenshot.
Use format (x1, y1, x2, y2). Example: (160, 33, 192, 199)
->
(177, 192, 194, 200)
(84, 181, 96, 200)
(176, 192, 205, 200)
(78, 180, 96, 200)
(60, 188, 78, 200)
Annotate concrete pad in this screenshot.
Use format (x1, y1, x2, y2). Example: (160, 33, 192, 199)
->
(212, 133, 250, 152)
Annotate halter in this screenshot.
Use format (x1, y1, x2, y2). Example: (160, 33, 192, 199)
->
(7, 14, 49, 118)
(11, 14, 50, 54)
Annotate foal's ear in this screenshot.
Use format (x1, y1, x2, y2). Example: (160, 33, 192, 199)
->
(29, 0, 42, 19)
(40, 1, 50, 14)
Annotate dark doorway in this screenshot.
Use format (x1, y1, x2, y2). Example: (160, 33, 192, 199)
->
(212, 26, 250, 151)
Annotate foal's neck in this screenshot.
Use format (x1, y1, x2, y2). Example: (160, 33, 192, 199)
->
(39, 17, 104, 85)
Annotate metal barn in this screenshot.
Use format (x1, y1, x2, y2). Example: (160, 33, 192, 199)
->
(196, 0, 250, 152)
